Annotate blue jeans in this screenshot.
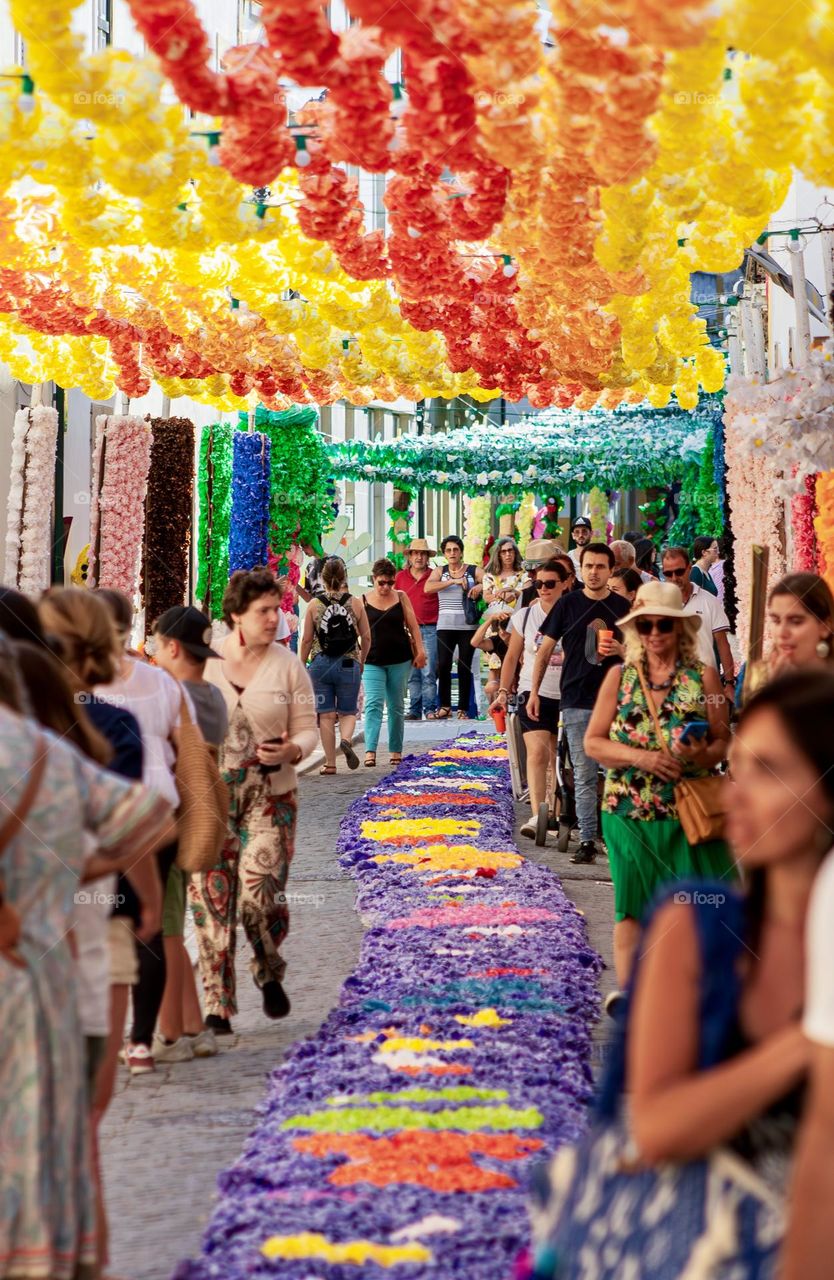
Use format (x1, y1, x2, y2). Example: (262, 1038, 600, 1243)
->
(363, 661, 412, 753)
(407, 624, 438, 716)
(308, 653, 362, 715)
(562, 707, 598, 843)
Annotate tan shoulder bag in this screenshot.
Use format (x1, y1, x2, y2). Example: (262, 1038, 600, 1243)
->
(174, 695, 230, 873)
(636, 666, 728, 846)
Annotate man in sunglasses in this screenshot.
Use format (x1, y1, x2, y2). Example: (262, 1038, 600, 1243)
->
(661, 546, 734, 690)
(527, 542, 630, 864)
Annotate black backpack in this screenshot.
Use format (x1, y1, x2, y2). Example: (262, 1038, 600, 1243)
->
(314, 592, 358, 657)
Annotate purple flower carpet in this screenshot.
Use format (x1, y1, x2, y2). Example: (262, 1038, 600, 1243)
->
(174, 733, 601, 1278)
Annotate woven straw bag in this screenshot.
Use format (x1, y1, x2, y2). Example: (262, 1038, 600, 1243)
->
(175, 694, 230, 873)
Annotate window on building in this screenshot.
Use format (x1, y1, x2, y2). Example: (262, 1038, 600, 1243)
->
(94, 0, 112, 48)
(237, 0, 263, 43)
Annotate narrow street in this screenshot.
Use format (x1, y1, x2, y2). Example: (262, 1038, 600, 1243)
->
(100, 722, 616, 1280)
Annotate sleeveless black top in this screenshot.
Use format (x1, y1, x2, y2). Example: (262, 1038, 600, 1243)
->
(363, 595, 413, 667)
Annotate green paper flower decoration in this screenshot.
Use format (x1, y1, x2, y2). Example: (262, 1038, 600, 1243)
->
(196, 423, 233, 619)
(327, 399, 724, 497)
(238, 405, 333, 568)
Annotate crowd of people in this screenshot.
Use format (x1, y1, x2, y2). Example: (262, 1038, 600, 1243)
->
(0, 567, 317, 1278)
(5, 513, 834, 1280)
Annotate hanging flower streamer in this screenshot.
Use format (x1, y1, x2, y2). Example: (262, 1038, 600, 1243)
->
(462, 496, 492, 565)
(792, 474, 819, 573)
(514, 494, 536, 556)
(587, 488, 609, 542)
(143, 417, 195, 631)
(88, 415, 153, 598)
(229, 432, 273, 575)
(723, 410, 785, 652)
(3, 405, 59, 595)
(814, 472, 834, 592)
(196, 423, 234, 621)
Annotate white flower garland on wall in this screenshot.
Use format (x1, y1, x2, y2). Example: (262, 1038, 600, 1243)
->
(724, 408, 786, 653)
(724, 347, 834, 496)
(3, 406, 59, 594)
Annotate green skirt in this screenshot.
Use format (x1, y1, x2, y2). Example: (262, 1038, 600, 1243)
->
(601, 813, 735, 923)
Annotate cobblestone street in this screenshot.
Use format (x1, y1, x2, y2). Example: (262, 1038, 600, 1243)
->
(101, 720, 616, 1280)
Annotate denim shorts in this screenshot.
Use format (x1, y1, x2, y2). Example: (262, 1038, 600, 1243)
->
(309, 653, 362, 715)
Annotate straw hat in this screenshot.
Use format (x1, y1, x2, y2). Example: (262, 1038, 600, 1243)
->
(522, 538, 564, 569)
(406, 537, 437, 556)
(619, 581, 701, 632)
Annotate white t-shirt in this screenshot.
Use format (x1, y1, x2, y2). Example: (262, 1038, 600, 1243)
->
(511, 601, 563, 699)
(804, 849, 834, 1046)
(95, 658, 194, 807)
(569, 547, 583, 582)
(682, 583, 730, 669)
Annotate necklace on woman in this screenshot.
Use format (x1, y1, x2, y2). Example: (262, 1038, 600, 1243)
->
(643, 659, 678, 690)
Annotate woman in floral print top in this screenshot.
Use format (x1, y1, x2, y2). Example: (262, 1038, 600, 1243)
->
(602, 662, 715, 821)
(585, 582, 734, 993)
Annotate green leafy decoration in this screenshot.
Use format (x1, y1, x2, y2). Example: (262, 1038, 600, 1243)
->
(196, 423, 233, 620)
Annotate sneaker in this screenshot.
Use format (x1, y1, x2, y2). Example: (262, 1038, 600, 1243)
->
(340, 739, 360, 770)
(604, 990, 627, 1020)
(152, 1034, 195, 1064)
(188, 1028, 218, 1058)
(405, 712, 422, 721)
(571, 841, 598, 865)
(205, 1014, 233, 1035)
(519, 820, 537, 839)
(125, 1043, 155, 1075)
(262, 979, 291, 1019)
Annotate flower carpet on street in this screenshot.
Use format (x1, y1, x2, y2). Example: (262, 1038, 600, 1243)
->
(175, 735, 600, 1278)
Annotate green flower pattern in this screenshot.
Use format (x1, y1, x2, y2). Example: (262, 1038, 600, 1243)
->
(602, 662, 713, 822)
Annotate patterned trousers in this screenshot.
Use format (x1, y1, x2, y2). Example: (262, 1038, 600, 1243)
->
(187, 707, 297, 1017)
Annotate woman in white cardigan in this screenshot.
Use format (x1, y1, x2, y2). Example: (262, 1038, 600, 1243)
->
(197, 568, 317, 1029)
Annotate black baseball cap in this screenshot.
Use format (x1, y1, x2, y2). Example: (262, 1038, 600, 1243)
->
(154, 606, 220, 659)
(572, 516, 592, 530)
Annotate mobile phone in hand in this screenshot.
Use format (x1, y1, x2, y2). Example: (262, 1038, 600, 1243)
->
(679, 720, 709, 745)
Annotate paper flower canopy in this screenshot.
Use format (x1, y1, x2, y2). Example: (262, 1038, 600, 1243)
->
(6, 0, 834, 407)
(328, 399, 722, 495)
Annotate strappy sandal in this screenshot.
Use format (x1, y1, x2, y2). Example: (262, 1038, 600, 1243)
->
(319, 764, 337, 775)
(364, 752, 377, 767)
(434, 707, 451, 720)
(457, 709, 469, 719)
(390, 753, 402, 766)
(426, 711, 437, 720)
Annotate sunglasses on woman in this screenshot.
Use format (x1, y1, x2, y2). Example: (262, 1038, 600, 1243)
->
(634, 616, 676, 635)
(536, 579, 561, 591)
(376, 578, 395, 586)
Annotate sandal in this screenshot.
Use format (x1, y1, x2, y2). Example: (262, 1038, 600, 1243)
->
(426, 711, 437, 720)
(390, 753, 402, 766)
(457, 710, 469, 719)
(319, 765, 337, 775)
(434, 707, 451, 720)
(364, 752, 377, 767)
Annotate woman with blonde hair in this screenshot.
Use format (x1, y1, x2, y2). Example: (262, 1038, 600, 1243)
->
(585, 581, 734, 995)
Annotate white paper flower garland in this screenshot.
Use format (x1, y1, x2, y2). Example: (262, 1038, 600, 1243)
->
(724, 346, 834, 496)
(88, 414, 153, 597)
(724, 408, 786, 652)
(3, 406, 59, 594)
